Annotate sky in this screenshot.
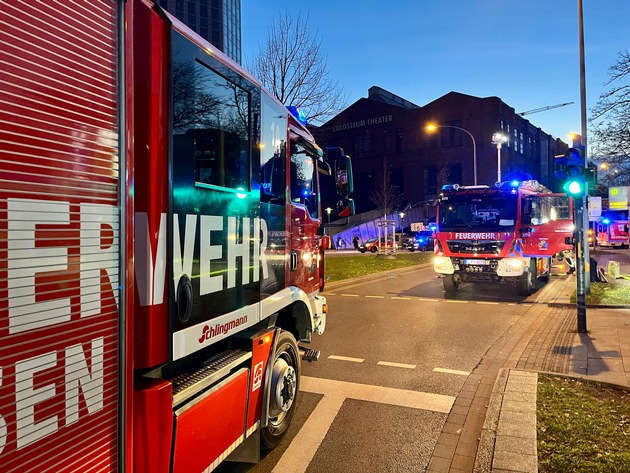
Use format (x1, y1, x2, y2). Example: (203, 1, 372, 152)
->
(241, 0, 630, 142)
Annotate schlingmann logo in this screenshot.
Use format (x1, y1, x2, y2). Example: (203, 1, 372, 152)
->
(199, 316, 248, 343)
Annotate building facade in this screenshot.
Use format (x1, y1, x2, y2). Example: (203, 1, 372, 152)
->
(155, 0, 242, 63)
(314, 88, 568, 214)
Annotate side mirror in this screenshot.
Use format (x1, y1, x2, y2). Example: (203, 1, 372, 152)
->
(337, 198, 355, 217)
(335, 155, 353, 197)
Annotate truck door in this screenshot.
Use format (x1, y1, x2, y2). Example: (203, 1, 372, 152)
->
(521, 194, 574, 256)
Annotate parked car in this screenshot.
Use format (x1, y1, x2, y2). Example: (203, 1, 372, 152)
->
(358, 237, 395, 253)
(403, 230, 434, 252)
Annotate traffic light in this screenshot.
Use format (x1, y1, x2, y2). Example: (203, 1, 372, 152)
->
(554, 146, 586, 195)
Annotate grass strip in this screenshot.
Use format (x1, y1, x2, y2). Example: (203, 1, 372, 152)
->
(537, 374, 630, 472)
(569, 280, 630, 305)
(324, 252, 432, 283)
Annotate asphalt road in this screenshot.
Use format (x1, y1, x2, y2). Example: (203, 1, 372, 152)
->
(218, 263, 556, 473)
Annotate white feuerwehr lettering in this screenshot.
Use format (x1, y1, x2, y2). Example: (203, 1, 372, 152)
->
(227, 217, 250, 288)
(259, 218, 269, 280)
(200, 215, 223, 295)
(65, 337, 104, 425)
(135, 212, 167, 306)
(80, 203, 119, 316)
(136, 213, 270, 305)
(15, 352, 58, 449)
(172, 214, 197, 300)
(7, 199, 72, 333)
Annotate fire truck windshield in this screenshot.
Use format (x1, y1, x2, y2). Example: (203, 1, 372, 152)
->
(439, 194, 518, 230)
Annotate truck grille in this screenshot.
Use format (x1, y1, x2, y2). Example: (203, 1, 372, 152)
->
(447, 240, 505, 254)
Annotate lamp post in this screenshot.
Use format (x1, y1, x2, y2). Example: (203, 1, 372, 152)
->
(426, 124, 477, 185)
(324, 207, 332, 237)
(491, 132, 509, 184)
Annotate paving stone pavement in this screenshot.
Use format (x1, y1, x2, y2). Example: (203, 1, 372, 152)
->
(427, 248, 630, 472)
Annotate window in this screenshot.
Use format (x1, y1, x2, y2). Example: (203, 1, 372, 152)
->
(290, 143, 319, 218)
(528, 196, 571, 225)
(171, 32, 251, 192)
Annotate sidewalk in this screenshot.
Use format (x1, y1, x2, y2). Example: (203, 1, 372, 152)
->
(428, 249, 630, 472)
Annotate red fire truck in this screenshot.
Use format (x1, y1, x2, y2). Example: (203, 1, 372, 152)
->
(433, 181, 574, 295)
(594, 212, 629, 248)
(0, 1, 353, 472)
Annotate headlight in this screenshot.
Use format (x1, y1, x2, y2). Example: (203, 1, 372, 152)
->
(505, 258, 524, 269)
(434, 256, 450, 266)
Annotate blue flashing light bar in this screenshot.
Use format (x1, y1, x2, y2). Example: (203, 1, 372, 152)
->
(602, 218, 611, 225)
(510, 180, 520, 187)
(287, 106, 308, 126)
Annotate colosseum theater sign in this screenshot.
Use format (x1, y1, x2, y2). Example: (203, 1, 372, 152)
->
(332, 114, 393, 132)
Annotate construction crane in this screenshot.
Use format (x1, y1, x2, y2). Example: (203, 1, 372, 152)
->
(517, 101, 574, 116)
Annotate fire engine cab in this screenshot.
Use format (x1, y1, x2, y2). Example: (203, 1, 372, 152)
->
(594, 212, 629, 248)
(433, 181, 574, 295)
(0, 1, 353, 472)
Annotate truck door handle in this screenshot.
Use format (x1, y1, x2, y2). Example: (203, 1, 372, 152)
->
(290, 251, 297, 271)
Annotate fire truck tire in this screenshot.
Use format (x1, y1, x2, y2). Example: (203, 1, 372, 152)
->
(261, 330, 301, 449)
(443, 274, 460, 292)
(517, 260, 537, 296)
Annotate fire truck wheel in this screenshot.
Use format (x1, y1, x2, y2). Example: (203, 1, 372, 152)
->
(517, 260, 537, 296)
(443, 274, 460, 292)
(261, 330, 301, 449)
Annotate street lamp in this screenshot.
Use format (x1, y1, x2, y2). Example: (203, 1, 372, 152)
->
(491, 132, 509, 183)
(325, 207, 332, 224)
(426, 123, 477, 185)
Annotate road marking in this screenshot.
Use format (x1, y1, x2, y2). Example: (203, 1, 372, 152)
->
(325, 292, 336, 295)
(275, 377, 454, 473)
(365, 295, 385, 299)
(476, 301, 500, 305)
(445, 300, 467, 303)
(301, 376, 454, 413)
(341, 293, 360, 297)
(417, 297, 439, 302)
(377, 361, 416, 369)
(272, 394, 344, 473)
(328, 355, 364, 363)
(433, 367, 470, 376)
(391, 296, 411, 300)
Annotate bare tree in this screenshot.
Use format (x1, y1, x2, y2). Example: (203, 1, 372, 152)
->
(590, 50, 630, 186)
(249, 12, 348, 125)
(370, 165, 403, 216)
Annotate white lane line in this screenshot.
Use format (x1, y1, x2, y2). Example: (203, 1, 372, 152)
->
(433, 367, 471, 376)
(445, 300, 467, 304)
(326, 292, 336, 295)
(341, 294, 359, 297)
(328, 355, 364, 363)
(476, 301, 500, 305)
(377, 361, 416, 369)
(272, 394, 345, 473)
(391, 296, 411, 300)
(301, 376, 454, 413)
(365, 295, 385, 299)
(417, 297, 439, 302)
(276, 377, 455, 473)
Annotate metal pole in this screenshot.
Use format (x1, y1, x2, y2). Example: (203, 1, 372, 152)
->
(578, 0, 591, 293)
(575, 197, 587, 332)
(497, 143, 502, 183)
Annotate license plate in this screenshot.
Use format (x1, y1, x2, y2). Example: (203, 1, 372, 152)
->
(464, 259, 489, 265)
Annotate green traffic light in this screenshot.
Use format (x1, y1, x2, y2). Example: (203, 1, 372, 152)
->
(564, 180, 583, 195)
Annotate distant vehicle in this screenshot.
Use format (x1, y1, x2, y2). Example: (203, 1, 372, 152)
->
(358, 237, 395, 253)
(401, 230, 434, 252)
(595, 215, 629, 248)
(434, 180, 574, 295)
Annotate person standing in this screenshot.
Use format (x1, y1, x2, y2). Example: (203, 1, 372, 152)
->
(352, 235, 359, 250)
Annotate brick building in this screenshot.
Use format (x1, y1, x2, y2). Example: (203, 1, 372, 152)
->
(314, 87, 568, 214)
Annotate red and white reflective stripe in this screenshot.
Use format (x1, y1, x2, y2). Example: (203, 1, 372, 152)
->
(434, 239, 442, 255)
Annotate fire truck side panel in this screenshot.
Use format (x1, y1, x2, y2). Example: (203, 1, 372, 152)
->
(172, 368, 249, 473)
(168, 28, 263, 360)
(0, 1, 121, 472)
(132, 0, 171, 370)
(132, 379, 173, 473)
